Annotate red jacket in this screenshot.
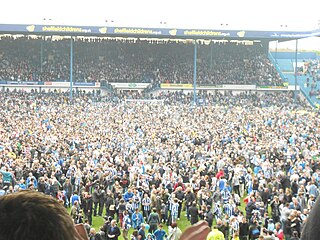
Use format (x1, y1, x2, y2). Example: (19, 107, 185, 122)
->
(216, 170, 224, 179)
(174, 182, 185, 191)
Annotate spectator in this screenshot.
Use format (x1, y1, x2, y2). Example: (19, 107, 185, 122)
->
(153, 224, 167, 240)
(167, 222, 182, 240)
(0, 190, 85, 240)
(107, 220, 121, 240)
(206, 225, 225, 240)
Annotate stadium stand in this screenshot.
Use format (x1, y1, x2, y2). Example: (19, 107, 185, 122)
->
(0, 37, 282, 86)
(270, 51, 320, 106)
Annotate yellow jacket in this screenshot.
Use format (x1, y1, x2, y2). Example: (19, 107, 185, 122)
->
(206, 229, 225, 240)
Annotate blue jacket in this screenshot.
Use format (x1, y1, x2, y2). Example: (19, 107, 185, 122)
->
(124, 191, 134, 202)
(71, 194, 80, 206)
(154, 229, 167, 240)
(132, 212, 143, 229)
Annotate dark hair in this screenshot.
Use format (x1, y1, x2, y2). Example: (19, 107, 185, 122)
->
(132, 230, 138, 237)
(0, 191, 76, 240)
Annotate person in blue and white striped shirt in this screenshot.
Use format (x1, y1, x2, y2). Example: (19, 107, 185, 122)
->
(126, 200, 134, 217)
(132, 191, 141, 211)
(221, 188, 232, 204)
(223, 199, 235, 218)
(142, 193, 151, 219)
(214, 202, 222, 220)
(122, 210, 131, 240)
(171, 198, 179, 224)
(230, 216, 239, 238)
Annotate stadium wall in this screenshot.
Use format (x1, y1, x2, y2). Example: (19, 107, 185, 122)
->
(0, 86, 97, 93)
(0, 84, 299, 92)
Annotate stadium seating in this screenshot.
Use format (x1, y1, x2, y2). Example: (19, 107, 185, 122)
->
(0, 37, 282, 86)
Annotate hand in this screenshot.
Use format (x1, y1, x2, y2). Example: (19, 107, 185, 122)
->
(74, 224, 89, 240)
(179, 221, 210, 240)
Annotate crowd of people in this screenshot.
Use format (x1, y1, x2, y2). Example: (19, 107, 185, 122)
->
(110, 89, 308, 110)
(304, 59, 320, 98)
(0, 36, 282, 86)
(0, 88, 318, 240)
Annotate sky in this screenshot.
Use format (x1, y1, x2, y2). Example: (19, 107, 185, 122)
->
(1, 0, 320, 50)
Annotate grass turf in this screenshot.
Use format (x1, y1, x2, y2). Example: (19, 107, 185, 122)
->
(70, 194, 262, 240)
(91, 211, 191, 240)
(68, 207, 191, 240)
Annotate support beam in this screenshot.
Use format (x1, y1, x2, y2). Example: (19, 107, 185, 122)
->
(275, 40, 278, 63)
(193, 40, 197, 105)
(40, 37, 44, 73)
(294, 39, 298, 103)
(70, 37, 73, 102)
(210, 42, 213, 69)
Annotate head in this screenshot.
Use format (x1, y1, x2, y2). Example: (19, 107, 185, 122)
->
(0, 191, 76, 240)
(132, 230, 138, 237)
(89, 228, 96, 235)
(216, 218, 223, 225)
(111, 219, 117, 227)
(171, 222, 178, 228)
(141, 223, 145, 229)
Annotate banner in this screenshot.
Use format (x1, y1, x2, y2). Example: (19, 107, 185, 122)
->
(110, 83, 150, 89)
(73, 82, 96, 86)
(41, 25, 92, 34)
(160, 83, 193, 89)
(183, 30, 230, 37)
(6, 81, 39, 85)
(197, 84, 223, 88)
(257, 85, 288, 89)
(113, 27, 162, 35)
(0, 24, 319, 39)
(222, 84, 256, 90)
(49, 82, 70, 87)
(0, 81, 100, 87)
